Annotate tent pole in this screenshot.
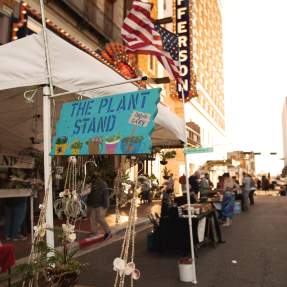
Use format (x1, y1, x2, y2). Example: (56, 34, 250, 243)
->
(180, 88, 197, 284)
(177, 0, 197, 280)
(39, 0, 55, 249)
(43, 86, 54, 248)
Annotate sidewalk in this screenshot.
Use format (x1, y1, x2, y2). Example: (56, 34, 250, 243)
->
(3, 201, 161, 263)
(76, 201, 161, 249)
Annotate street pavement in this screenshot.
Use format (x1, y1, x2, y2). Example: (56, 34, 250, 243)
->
(77, 195, 287, 287)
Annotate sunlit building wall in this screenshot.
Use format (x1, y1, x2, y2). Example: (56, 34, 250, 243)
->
(180, 0, 226, 171)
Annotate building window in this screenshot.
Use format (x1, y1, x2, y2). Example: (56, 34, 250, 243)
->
(0, 12, 11, 45)
(104, 0, 114, 35)
(163, 0, 167, 10)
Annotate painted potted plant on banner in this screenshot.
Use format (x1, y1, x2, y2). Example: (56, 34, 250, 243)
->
(71, 140, 83, 155)
(178, 257, 194, 282)
(105, 135, 121, 154)
(55, 136, 68, 155)
(86, 137, 103, 154)
(121, 136, 144, 154)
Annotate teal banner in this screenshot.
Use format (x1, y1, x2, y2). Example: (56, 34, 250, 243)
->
(51, 88, 161, 156)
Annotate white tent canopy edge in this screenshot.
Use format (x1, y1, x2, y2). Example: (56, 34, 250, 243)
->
(0, 30, 186, 150)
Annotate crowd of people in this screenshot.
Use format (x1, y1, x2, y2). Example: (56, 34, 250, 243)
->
(175, 171, 258, 227)
(0, 165, 277, 244)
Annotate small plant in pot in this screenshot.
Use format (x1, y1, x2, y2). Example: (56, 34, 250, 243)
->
(86, 137, 103, 154)
(121, 136, 144, 153)
(8, 228, 82, 287)
(105, 134, 121, 154)
(70, 140, 83, 155)
(160, 150, 176, 165)
(55, 136, 68, 155)
(162, 167, 171, 180)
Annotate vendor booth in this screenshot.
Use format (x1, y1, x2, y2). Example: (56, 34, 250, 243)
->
(0, 30, 186, 243)
(0, 0, 200, 283)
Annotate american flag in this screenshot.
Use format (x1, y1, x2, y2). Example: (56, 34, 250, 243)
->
(121, 1, 181, 83)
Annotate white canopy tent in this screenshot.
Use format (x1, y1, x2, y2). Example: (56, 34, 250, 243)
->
(0, 31, 185, 151)
(0, 21, 196, 284)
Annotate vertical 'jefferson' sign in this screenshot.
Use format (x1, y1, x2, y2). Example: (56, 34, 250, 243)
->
(176, 0, 190, 100)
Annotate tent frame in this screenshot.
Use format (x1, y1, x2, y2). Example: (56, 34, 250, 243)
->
(38, 0, 197, 284)
(40, 0, 54, 249)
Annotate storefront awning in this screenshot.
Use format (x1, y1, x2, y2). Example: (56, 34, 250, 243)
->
(0, 30, 185, 152)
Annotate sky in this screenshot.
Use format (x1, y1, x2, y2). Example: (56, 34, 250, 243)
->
(223, 0, 287, 175)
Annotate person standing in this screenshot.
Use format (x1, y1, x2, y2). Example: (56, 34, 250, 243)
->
(261, 175, 269, 194)
(200, 173, 210, 199)
(242, 172, 252, 211)
(87, 171, 111, 240)
(161, 174, 174, 217)
(249, 176, 256, 205)
(221, 173, 235, 227)
(4, 197, 27, 241)
(179, 174, 187, 194)
(166, 173, 174, 194)
(189, 171, 200, 196)
(216, 175, 224, 190)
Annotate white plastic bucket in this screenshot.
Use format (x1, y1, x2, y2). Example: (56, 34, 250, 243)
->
(234, 201, 241, 214)
(178, 263, 194, 282)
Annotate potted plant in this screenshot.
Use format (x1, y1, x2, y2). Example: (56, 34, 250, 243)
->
(160, 150, 176, 165)
(70, 140, 83, 155)
(55, 136, 68, 155)
(105, 134, 121, 154)
(162, 167, 171, 180)
(86, 137, 103, 154)
(178, 257, 194, 282)
(121, 136, 144, 154)
(9, 228, 81, 287)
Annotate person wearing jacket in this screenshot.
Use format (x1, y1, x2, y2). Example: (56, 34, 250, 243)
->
(242, 172, 252, 211)
(87, 171, 111, 240)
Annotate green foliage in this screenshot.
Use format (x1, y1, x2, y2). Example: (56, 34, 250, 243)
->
(153, 147, 161, 154)
(2, 234, 82, 286)
(70, 140, 83, 149)
(56, 136, 68, 145)
(160, 150, 176, 161)
(85, 137, 102, 145)
(149, 173, 157, 180)
(122, 136, 143, 143)
(105, 134, 121, 143)
(162, 167, 171, 178)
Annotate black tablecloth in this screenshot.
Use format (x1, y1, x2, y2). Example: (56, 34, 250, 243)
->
(155, 208, 222, 256)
